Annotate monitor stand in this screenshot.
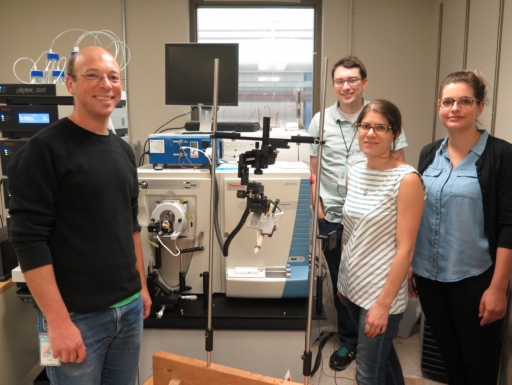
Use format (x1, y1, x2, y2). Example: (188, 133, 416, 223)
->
(198, 105, 213, 132)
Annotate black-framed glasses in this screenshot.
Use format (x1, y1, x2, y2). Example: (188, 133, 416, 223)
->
(333, 77, 362, 86)
(72, 73, 124, 84)
(438, 97, 479, 109)
(356, 123, 391, 134)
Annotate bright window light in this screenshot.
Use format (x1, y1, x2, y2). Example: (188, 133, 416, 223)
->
(197, 7, 315, 128)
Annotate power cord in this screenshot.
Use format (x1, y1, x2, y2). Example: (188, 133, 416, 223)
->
(0, 178, 5, 227)
(311, 331, 335, 377)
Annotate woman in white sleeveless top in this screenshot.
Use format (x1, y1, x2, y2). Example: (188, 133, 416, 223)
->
(337, 100, 425, 385)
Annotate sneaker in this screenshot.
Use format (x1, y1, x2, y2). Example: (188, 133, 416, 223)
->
(329, 346, 356, 371)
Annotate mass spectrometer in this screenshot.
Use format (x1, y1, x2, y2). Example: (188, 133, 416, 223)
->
(216, 161, 311, 298)
(137, 160, 311, 300)
(137, 166, 213, 315)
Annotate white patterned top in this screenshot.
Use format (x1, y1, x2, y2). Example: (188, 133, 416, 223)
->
(338, 163, 421, 314)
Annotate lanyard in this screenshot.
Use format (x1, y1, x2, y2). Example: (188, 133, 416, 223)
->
(337, 119, 356, 167)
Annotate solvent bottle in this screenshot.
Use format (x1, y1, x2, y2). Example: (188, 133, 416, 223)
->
(30, 70, 45, 84)
(51, 70, 65, 84)
(44, 53, 60, 83)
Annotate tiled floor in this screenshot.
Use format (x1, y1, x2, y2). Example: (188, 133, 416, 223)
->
(309, 326, 446, 385)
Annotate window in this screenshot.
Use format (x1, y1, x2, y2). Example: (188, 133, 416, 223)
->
(189, 0, 322, 130)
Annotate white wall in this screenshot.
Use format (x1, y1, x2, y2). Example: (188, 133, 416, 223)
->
(0, 0, 124, 82)
(433, 0, 506, 141)
(351, 0, 437, 165)
(495, 0, 512, 143)
(320, 1, 437, 165)
(124, 0, 190, 156)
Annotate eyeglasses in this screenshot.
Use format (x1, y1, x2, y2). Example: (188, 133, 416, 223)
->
(438, 97, 479, 109)
(333, 77, 362, 86)
(72, 73, 124, 84)
(356, 123, 391, 134)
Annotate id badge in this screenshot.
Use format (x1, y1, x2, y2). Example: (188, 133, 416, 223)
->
(338, 169, 347, 186)
(39, 333, 61, 366)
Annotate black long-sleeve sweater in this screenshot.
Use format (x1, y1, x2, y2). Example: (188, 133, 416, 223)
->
(7, 118, 142, 313)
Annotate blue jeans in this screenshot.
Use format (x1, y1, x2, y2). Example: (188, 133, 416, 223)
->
(345, 298, 404, 385)
(318, 218, 358, 351)
(37, 296, 143, 385)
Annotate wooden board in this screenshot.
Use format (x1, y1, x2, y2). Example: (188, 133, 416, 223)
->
(0, 278, 14, 295)
(153, 351, 303, 385)
(147, 375, 424, 385)
(404, 377, 425, 385)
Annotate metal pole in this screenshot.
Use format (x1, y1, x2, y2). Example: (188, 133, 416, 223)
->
(432, 3, 444, 143)
(121, 0, 128, 93)
(462, 0, 471, 69)
(490, 0, 505, 136)
(348, 0, 353, 55)
(303, 56, 329, 385)
(206, 58, 220, 367)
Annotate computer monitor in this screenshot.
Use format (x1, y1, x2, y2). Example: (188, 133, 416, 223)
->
(164, 43, 239, 107)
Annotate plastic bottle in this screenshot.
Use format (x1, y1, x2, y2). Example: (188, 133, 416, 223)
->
(43, 53, 60, 83)
(30, 70, 45, 84)
(51, 70, 66, 84)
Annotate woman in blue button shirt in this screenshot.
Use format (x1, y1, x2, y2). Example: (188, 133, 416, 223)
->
(411, 70, 512, 385)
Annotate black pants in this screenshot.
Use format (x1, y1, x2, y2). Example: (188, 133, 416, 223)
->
(415, 268, 503, 385)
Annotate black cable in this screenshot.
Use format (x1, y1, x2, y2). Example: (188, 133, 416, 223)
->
(209, 163, 225, 250)
(159, 126, 185, 134)
(138, 149, 148, 167)
(0, 178, 4, 227)
(222, 208, 250, 257)
(138, 107, 196, 167)
(154, 108, 196, 134)
(138, 126, 190, 167)
(310, 331, 335, 377)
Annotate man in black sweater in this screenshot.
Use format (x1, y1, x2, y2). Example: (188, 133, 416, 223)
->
(7, 46, 151, 384)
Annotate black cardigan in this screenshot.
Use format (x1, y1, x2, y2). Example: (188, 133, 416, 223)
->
(417, 134, 512, 262)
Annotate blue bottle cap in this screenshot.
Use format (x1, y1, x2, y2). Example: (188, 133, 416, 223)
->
(30, 70, 44, 77)
(52, 70, 65, 77)
(47, 53, 60, 60)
